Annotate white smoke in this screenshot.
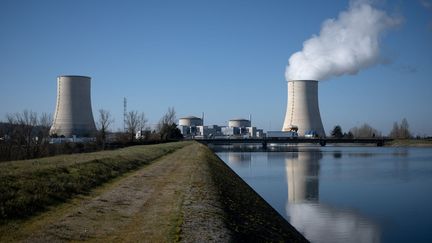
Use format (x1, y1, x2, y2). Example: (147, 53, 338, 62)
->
(285, 0, 402, 81)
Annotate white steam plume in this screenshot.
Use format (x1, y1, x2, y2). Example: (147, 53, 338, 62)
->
(285, 1, 402, 81)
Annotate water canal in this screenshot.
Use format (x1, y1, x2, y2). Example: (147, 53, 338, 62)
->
(215, 145, 432, 243)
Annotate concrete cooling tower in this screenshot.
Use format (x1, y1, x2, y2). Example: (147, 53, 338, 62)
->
(282, 80, 325, 137)
(50, 75, 97, 137)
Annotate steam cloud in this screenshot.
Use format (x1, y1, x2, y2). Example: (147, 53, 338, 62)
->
(285, 0, 402, 81)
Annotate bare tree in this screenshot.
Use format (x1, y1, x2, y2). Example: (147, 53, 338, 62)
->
(350, 123, 381, 138)
(5, 110, 38, 158)
(137, 112, 148, 140)
(158, 107, 176, 131)
(390, 118, 411, 139)
(157, 107, 182, 140)
(36, 112, 52, 145)
(400, 118, 411, 139)
(389, 121, 400, 139)
(125, 110, 140, 142)
(97, 109, 114, 148)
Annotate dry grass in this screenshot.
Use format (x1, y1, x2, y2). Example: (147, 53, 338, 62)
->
(386, 139, 432, 147)
(0, 142, 308, 242)
(0, 141, 190, 220)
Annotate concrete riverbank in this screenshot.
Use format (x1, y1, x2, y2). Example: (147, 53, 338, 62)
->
(0, 142, 307, 242)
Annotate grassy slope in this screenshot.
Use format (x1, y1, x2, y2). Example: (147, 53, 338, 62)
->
(202, 144, 309, 242)
(386, 139, 432, 147)
(0, 141, 190, 221)
(0, 142, 307, 242)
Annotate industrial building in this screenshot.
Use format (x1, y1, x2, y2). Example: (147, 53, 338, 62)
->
(282, 80, 325, 137)
(50, 75, 97, 137)
(178, 116, 263, 139)
(178, 116, 203, 138)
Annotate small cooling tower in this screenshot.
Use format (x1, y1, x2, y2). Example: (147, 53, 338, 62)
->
(50, 75, 97, 137)
(282, 80, 325, 137)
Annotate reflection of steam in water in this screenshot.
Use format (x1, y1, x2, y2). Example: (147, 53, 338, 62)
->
(287, 203, 380, 243)
(227, 153, 252, 167)
(284, 150, 380, 243)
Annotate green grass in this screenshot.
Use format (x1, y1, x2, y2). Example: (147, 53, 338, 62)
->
(0, 141, 190, 221)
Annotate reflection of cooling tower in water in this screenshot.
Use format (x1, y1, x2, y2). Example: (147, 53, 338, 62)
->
(284, 150, 380, 242)
(50, 75, 97, 137)
(285, 150, 321, 203)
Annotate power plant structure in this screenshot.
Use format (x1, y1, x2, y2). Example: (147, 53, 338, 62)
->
(50, 75, 97, 137)
(282, 80, 325, 137)
(179, 116, 203, 127)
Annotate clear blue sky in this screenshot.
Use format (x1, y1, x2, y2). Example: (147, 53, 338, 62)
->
(1, 0, 431, 135)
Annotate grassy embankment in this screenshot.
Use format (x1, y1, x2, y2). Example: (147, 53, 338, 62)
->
(201, 143, 308, 242)
(0, 141, 190, 221)
(0, 141, 307, 242)
(386, 138, 432, 147)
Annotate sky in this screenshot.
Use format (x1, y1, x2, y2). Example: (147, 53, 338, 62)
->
(1, 0, 431, 136)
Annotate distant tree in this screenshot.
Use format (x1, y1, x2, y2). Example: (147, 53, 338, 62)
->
(97, 109, 114, 148)
(389, 122, 400, 139)
(349, 123, 381, 138)
(36, 113, 52, 156)
(400, 118, 411, 139)
(137, 112, 148, 140)
(389, 118, 411, 139)
(125, 110, 140, 142)
(331, 125, 343, 138)
(158, 107, 182, 140)
(5, 110, 38, 158)
(157, 107, 176, 131)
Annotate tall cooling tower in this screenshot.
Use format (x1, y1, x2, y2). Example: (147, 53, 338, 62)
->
(50, 75, 97, 137)
(282, 80, 325, 137)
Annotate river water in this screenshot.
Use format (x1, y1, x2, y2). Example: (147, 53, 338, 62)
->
(215, 145, 432, 243)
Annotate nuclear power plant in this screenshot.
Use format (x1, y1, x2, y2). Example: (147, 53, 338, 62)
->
(49, 75, 97, 137)
(282, 80, 325, 137)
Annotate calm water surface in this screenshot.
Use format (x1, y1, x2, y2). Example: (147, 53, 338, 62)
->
(215, 146, 432, 243)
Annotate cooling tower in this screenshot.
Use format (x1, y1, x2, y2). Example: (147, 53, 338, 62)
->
(50, 75, 97, 137)
(282, 80, 325, 137)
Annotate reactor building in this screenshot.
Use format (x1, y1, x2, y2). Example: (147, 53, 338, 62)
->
(282, 80, 325, 137)
(50, 75, 97, 137)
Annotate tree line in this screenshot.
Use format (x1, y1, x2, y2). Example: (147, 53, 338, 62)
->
(0, 107, 183, 162)
(330, 118, 412, 139)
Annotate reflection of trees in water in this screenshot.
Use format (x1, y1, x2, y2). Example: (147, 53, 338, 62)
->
(333, 151, 342, 159)
(284, 150, 380, 243)
(392, 147, 409, 157)
(227, 153, 252, 167)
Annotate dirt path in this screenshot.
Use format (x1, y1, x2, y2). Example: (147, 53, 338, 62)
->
(1, 142, 307, 242)
(1, 143, 230, 242)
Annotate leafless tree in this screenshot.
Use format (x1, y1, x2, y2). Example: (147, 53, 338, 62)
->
(157, 107, 182, 140)
(157, 107, 176, 131)
(125, 110, 140, 142)
(350, 123, 381, 138)
(389, 118, 411, 139)
(137, 112, 148, 140)
(5, 110, 38, 158)
(97, 109, 114, 148)
(400, 118, 411, 139)
(34, 112, 52, 147)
